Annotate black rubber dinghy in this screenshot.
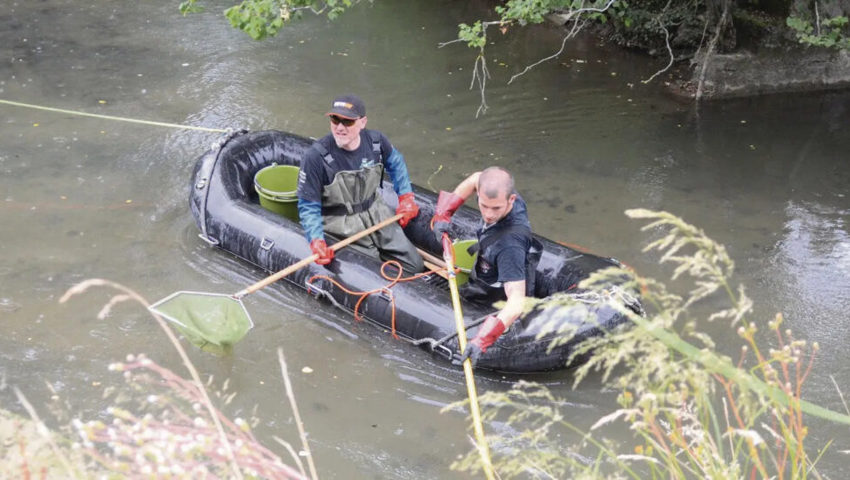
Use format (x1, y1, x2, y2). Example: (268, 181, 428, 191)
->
(189, 130, 641, 373)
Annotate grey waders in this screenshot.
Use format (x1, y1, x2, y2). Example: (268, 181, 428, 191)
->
(321, 163, 423, 274)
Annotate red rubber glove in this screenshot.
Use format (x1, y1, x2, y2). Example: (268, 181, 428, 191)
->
(395, 192, 419, 228)
(460, 315, 506, 366)
(309, 238, 334, 265)
(430, 191, 465, 244)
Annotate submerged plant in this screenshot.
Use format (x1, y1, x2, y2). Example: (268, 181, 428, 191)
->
(451, 209, 849, 479)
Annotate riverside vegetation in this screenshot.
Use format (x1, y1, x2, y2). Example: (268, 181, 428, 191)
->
(2, 279, 314, 479)
(450, 209, 850, 479)
(178, 1, 850, 107)
(178, 0, 850, 54)
(3, 210, 849, 478)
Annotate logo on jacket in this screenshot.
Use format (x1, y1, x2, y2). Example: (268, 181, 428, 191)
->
(478, 259, 492, 274)
(360, 158, 375, 168)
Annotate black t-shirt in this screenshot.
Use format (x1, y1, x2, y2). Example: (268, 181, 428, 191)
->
(296, 130, 393, 203)
(474, 195, 532, 286)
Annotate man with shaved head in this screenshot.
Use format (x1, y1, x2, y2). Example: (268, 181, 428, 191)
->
(430, 167, 541, 366)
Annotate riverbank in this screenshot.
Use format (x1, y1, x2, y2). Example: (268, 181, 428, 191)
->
(671, 46, 850, 100)
(548, 9, 850, 100)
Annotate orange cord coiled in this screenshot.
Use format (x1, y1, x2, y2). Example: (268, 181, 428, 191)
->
(306, 260, 448, 339)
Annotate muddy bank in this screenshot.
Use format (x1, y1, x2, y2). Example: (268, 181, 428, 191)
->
(673, 46, 850, 99)
(548, 7, 850, 100)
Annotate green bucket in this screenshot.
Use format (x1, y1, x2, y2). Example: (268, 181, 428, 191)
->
(452, 239, 478, 286)
(255, 164, 299, 221)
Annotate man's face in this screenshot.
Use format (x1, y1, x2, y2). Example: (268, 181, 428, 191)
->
(477, 191, 516, 225)
(329, 115, 366, 151)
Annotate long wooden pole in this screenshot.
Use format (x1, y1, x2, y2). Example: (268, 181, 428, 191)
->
(441, 233, 496, 480)
(234, 214, 404, 298)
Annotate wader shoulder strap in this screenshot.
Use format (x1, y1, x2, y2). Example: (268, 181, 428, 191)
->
(312, 135, 384, 216)
(365, 130, 386, 185)
(366, 130, 383, 163)
(312, 134, 382, 180)
(311, 141, 337, 182)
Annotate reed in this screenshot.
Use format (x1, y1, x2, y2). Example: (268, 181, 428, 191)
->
(3, 280, 310, 479)
(450, 209, 848, 479)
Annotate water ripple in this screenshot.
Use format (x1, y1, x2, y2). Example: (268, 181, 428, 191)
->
(0, 298, 22, 313)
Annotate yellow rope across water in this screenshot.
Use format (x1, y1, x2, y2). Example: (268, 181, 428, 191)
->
(0, 98, 228, 133)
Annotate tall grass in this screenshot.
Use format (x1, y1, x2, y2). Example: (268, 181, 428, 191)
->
(5, 211, 848, 478)
(2, 279, 312, 479)
(451, 209, 849, 479)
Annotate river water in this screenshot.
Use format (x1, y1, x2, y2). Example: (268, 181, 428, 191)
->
(2, 1, 848, 478)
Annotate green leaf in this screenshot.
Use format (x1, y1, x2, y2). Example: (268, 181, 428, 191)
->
(458, 21, 486, 50)
(623, 309, 850, 426)
(179, 0, 204, 15)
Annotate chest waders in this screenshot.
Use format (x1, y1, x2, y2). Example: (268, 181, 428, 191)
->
(315, 145, 424, 275)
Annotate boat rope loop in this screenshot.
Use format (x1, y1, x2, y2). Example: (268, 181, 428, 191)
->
(0, 98, 229, 133)
(306, 260, 454, 340)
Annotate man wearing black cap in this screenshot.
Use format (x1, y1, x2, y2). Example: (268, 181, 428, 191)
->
(296, 94, 424, 273)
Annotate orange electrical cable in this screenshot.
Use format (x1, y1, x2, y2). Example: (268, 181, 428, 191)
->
(306, 259, 448, 339)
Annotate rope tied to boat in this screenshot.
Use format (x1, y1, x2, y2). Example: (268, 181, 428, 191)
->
(0, 98, 233, 133)
(306, 259, 458, 340)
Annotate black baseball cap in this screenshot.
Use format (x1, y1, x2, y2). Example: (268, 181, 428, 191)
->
(326, 94, 366, 120)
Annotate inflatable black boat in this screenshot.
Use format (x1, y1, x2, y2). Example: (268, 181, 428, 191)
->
(189, 130, 640, 373)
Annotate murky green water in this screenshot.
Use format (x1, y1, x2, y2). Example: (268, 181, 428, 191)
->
(2, 1, 849, 478)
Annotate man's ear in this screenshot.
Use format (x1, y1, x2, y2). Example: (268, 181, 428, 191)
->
(360, 115, 368, 128)
(508, 193, 516, 207)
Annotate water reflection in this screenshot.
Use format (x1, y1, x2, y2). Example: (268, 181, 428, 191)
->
(773, 201, 850, 337)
